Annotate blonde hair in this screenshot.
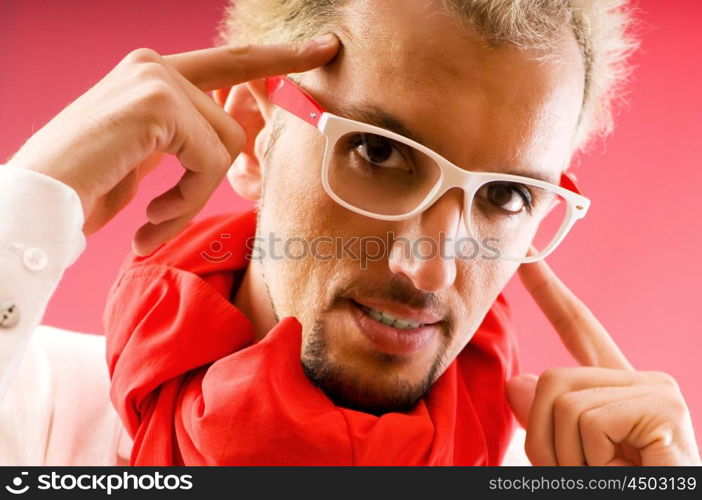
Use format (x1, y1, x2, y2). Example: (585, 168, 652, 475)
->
(218, 0, 639, 153)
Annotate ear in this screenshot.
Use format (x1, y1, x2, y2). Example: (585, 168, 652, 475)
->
(213, 79, 275, 202)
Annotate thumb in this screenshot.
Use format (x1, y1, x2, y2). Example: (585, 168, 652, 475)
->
(505, 373, 538, 428)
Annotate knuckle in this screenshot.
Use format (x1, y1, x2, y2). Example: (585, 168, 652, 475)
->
(142, 120, 170, 151)
(224, 44, 255, 81)
(539, 367, 569, 390)
(654, 383, 688, 417)
(668, 396, 689, 420)
(292, 42, 318, 69)
(647, 371, 680, 390)
(664, 394, 688, 419)
(131, 81, 177, 143)
(294, 39, 311, 56)
(226, 43, 254, 57)
(131, 61, 170, 83)
(553, 391, 579, 418)
(138, 80, 176, 109)
(124, 47, 162, 65)
(578, 407, 600, 433)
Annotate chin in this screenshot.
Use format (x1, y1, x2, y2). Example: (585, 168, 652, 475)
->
(301, 336, 442, 415)
(301, 362, 431, 415)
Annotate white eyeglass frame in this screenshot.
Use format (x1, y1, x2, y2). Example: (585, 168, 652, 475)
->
(266, 76, 591, 263)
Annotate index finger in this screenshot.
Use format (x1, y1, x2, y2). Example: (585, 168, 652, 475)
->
(163, 35, 340, 91)
(518, 249, 633, 370)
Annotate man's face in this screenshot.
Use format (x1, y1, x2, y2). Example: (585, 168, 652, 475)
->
(254, 0, 584, 413)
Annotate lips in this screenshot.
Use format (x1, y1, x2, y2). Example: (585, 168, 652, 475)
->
(362, 304, 425, 329)
(349, 299, 440, 356)
(351, 297, 442, 325)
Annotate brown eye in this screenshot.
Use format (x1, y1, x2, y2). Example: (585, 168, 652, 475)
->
(482, 182, 532, 214)
(349, 133, 408, 170)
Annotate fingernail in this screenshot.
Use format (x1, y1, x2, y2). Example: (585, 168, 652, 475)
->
(312, 33, 336, 46)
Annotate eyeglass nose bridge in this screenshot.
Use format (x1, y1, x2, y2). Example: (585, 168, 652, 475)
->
(415, 156, 487, 223)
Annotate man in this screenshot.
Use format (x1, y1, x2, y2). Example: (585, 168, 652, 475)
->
(3, 0, 700, 465)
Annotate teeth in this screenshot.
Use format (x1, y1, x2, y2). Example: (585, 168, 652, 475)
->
(367, 308, 384, 322)
(380, 315, 395, 326)
(393, 319, 410, 329)
(361, 305, 424, 329)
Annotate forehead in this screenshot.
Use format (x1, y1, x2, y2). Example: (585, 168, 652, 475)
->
(300, 0, 585, 179)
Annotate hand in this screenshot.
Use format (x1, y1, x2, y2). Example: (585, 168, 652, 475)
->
(506, 253, 701, 466)
(8, 36, 339, 255)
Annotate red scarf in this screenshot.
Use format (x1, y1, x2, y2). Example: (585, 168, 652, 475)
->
(104, 209, 519, 465)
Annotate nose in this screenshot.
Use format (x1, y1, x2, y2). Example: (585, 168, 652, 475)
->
(388, 188, 464, 293)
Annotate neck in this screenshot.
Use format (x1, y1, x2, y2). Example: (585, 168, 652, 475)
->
(232, 258, 277, 342)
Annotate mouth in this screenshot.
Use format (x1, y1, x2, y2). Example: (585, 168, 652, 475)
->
(348, 299, 441, 356)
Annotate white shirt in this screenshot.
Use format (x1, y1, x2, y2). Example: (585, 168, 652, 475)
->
(0, 163, 527, 466)
(0, 164, 130, 465)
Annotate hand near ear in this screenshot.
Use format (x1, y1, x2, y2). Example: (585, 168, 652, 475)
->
(506, 256, 701, 466)
(9, 36, 339, 256)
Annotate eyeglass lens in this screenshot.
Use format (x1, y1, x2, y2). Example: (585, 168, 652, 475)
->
(326, 131, 568, 259)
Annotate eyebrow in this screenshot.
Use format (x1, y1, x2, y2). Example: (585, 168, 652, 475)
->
(494, 168, 560, 185)
(336, 103, 560, 186)
(338, 103, 425, 144)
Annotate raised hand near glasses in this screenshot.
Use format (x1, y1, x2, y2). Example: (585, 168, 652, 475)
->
(8, 35, 339, 256)
(506, 254, 701, 466)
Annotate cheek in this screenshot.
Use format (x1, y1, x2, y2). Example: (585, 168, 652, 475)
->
(457, 257, 519, 307)
(257, 124, 345, 317)
(266, 131, 326, 219)
(446, 259, 520, 355)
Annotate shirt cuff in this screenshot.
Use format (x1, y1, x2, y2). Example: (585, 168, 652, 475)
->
(0, 164, 86, 269)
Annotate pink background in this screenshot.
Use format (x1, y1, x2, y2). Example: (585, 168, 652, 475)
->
(2, 1, 701, 448)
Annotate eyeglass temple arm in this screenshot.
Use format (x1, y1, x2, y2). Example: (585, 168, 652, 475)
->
(265, 76, 325, 127)
(560, 171, 584, 195)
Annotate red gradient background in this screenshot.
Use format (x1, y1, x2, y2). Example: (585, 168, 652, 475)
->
(2, 1, 701, 448)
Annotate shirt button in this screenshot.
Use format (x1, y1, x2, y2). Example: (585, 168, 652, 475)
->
(23, 247, 48, 272)
(0, 301, 20, 328)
